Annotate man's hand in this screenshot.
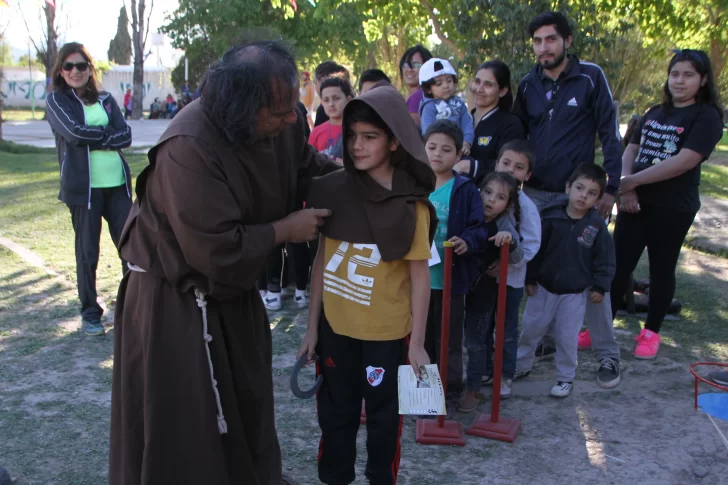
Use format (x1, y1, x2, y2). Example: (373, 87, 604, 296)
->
(408, 343, 430, 378)
(589, 291, 604, 304)
(462, 141, 471, 156)
(296, 330, 318, 364)
(489, 231, 513, 247)
(618, 190, 640, 214)
(448, 236, 468, 255)
(486, 260, 499, 278)
(596, 193, 615, 220)
(526, 284, 537, 297)
(274, 208, 331, 244)
(453, 159, 471, 175)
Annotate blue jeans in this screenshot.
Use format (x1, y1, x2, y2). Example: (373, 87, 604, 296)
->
(464, 276, 497, 390)
(484, 286, 523, 380)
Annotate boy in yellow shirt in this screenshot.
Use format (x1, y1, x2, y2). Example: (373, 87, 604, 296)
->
(298, 82, 437, 485)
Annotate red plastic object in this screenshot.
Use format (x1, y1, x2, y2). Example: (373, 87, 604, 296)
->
(416, 243, 465, 446)
(690, 362, 728, 410)
(467, 243, 521, 443)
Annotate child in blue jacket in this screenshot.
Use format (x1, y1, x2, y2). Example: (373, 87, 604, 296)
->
(423, 120, 487, 401)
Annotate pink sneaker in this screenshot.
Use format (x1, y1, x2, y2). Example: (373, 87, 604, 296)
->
(577, 329, 592, 350)
(634, 328, 660, 359)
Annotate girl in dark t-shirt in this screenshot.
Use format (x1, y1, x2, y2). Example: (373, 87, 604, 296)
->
(610, 49, 724, 360)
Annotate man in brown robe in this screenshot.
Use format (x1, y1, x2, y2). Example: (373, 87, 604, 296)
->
(109, 41, 337, 485)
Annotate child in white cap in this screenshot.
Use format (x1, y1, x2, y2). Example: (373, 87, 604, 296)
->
(418, 58, 474, 155)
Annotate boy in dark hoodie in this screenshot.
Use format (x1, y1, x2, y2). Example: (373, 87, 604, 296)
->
(298, 82, 437, 485)
(515, 163, 615, 398)
(422, 120, 487, 402)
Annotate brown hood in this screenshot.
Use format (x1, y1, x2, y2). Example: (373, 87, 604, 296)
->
(308, 83, 437, 262)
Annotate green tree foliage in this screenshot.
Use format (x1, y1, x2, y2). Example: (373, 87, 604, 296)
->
(108, 7, 133, 65)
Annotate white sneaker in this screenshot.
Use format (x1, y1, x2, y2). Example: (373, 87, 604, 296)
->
(294, 294, 308, 308)
(259, 290, 267, 299)
(550, 381, 573, 398)
(264, 293, 282, 311)
(500, 379, 512, 399)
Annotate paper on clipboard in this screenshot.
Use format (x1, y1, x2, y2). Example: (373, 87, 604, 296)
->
(397, 364, 446, 415)
(428, 241, 441, 267)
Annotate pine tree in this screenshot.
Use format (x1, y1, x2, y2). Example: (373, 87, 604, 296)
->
(108, 7, 132, 65)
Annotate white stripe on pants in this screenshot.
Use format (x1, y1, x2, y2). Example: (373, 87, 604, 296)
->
(516, 284, 587, 382)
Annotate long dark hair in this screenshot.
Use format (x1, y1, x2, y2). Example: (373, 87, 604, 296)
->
(52, 42, 99, 104)
(474, 60, 514, 112)
(481, 171, 521, 228)
(663, 49, 724, 122)
(200, 40, 298, 144)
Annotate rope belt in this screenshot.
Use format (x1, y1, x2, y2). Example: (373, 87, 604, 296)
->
(127, 263, 229, 435)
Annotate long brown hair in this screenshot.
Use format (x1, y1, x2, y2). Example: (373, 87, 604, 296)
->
(52, 42, 99, 104)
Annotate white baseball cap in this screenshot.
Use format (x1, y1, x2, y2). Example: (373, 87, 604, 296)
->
(419, 58, 457, 85)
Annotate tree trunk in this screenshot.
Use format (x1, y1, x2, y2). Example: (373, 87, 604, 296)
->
(43, 4, 57, 121)
(130, 0, 146, 119)
(419, 0, 464, 60)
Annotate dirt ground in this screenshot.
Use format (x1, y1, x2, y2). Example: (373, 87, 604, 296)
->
(2, 248, 728, 484)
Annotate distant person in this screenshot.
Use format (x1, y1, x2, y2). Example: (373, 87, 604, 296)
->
(399, 44, 432, 129)
(610, 49, 724, 359)
(46, 42, 132, 336)
(300, 71, 316, 129)
(123, 87, 132, 119)
(308, 78, 353, 158)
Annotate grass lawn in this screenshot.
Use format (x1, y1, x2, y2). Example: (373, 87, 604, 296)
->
(2, 142, 728, 483)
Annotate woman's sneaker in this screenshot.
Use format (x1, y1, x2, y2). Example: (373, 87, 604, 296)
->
(264, 292, 282, 311)
(634, 328, 660, 359)
(550, 381, 573, 398)
(82, 318, 105, 336)
(578, 329, 592, 350)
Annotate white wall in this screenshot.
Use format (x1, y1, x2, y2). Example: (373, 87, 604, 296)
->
(0, 65, 175, 109)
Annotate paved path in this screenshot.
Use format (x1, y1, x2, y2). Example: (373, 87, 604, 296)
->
(688, 195, 728, 254)
(2, 119, 170, 148)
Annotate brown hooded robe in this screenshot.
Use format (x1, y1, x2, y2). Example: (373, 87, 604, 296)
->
(109, 99, 337, 485)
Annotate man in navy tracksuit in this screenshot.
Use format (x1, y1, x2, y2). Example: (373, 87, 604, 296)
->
(512, 12, 622, 389)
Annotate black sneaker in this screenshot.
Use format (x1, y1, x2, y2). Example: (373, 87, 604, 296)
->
(481, 374, 494, 386)
(535, 343, 557, 361)
(513, 369, 531, 380)
(596, 357, 621, 389)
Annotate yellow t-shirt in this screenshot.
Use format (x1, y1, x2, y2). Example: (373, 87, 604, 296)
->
(322, 202, 431, 341)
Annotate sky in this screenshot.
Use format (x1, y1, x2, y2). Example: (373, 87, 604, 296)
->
(1, 0, 182, 66)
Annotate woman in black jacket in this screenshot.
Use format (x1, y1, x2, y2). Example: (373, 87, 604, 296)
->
(46, 42, 132, 336)
(455, 60, 524, 186)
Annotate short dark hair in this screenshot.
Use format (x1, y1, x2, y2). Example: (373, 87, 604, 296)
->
(200, 40, 298, 144)
(344, 101, 394, 141)
(320, 77, 354, 99)
(314, 61, 350, 83)
(527, 12, 572, 40)
(423, 119, 464, 153)
(497, 139, 534, 173)
(399, 44, 433, 75)
(358, 69, 390, 92)
(567, 163, 607, 197)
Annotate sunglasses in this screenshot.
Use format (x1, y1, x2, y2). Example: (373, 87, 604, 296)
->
(671, 49, 704, 68)
(407, 62, 423, 70)
(62, 62, 90, 72)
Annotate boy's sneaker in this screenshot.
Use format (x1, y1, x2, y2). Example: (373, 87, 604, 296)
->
(550, 381, 573, 398)
(596, 357, 621, 389)
(294, 294, 308, 308)
(578, 329, 592, 350)
(634, 328, 660, 359)
(481, 374, 494, 386)
(264, 292, 282, 311)
(513, 369, 531, 380)
(500, 379, 513, 399)
(535, 343, 556, 361)
(82, 318, 105, 336)
(259, 289, 267, 299)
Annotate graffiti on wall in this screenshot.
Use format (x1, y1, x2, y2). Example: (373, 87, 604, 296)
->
(119, 82, 152, 98)
(1, 80, 48, 101)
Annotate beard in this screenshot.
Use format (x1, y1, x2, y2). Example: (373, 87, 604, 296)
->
(540, 47, 567, 70)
